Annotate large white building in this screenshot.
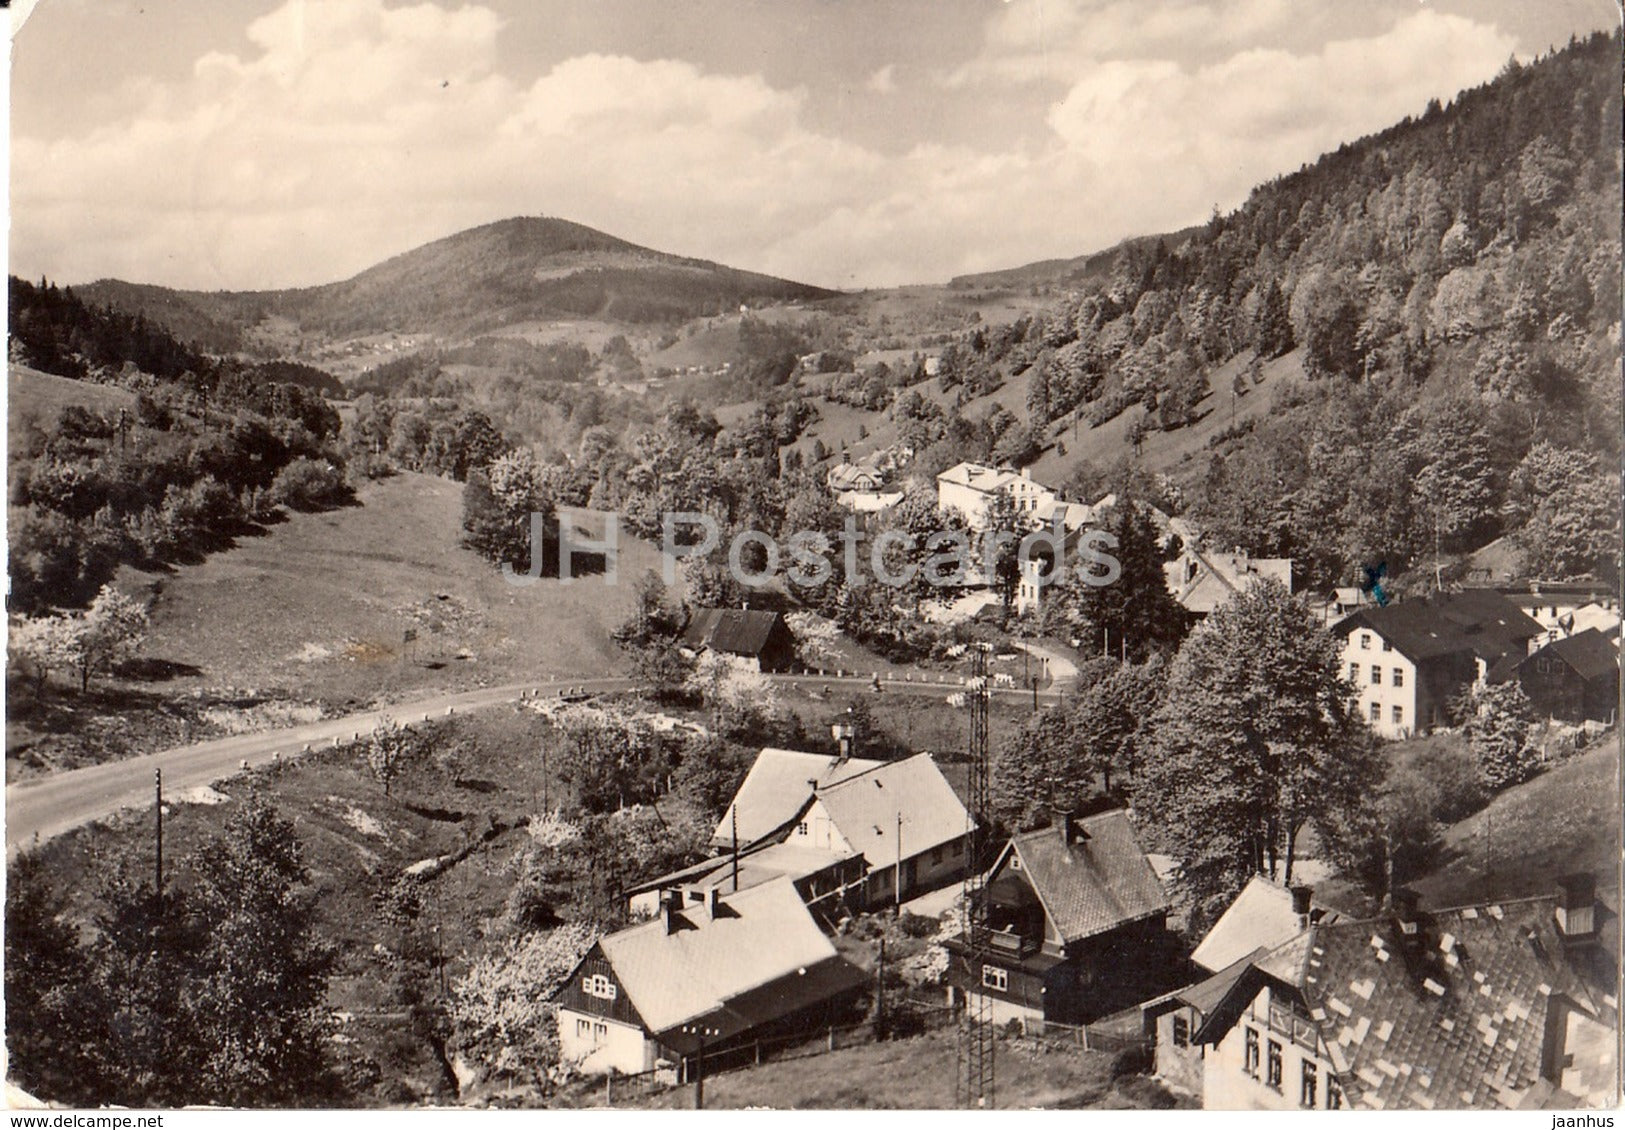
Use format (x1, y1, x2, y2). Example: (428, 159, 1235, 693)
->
(935, 461, 1056, 530)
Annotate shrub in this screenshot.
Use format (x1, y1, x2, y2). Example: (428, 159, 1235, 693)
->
(270, 457, 351, 511)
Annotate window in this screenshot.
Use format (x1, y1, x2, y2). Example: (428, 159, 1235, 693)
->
(931, 845, 944, 866)
(576, 1018, 592, 1038)
(1348, 662, 1359, 681)
(981, 965, 1008, 991)
(797, 821, 809, 836)
(1360, 633, 1371, 650)
(1369, 702, 1381, 723)
(1009, 855, 1021, 870)
(594, 1022, 607, 1042)
(1243, 1028, 1260, 1077)
(1301, 1061, 1318, 1108)
(1327, 1076, 1344, 1110)
(1172, 1015, 1190, 1048)
(583, 973, 617, 1001)
(1536, 658, 1551, 674)
(952, 838, 964, 856)
(1370, 665, 1381, 685)
(1392, 667, 1403, 687)
(1392, 705, 1403, 725)
(1266, 1040, 1283, 1090)
(1382, 639, 1392, 652)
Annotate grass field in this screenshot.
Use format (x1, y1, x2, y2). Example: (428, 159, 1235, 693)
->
(558, 1027, 1186, 1110)
(119, 474, 669, 700)
(1412, 735, 1621, 908)
(7, 472, 677, 774)
(8, 364, 137, 435)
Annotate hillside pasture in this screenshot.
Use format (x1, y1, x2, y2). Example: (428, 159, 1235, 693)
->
(116, 473, 667, 704)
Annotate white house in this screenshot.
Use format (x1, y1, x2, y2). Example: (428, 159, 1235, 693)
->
(936, 461, 1057, 530)
(555, 878, 867, 1078)
(1190, 882, 1615, 1110)
(782, 752, 972, 908)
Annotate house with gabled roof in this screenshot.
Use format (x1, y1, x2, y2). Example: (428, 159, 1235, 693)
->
(1190, 881, 1617, 1110)
(936, 461, 1056, 530)
(1144, 879, 1343, 1097)
(1513, 628, 1620, 724)
(554, 877, 867, 1078)
(711, 747, 884, 850)
(1163, 547, 1293, 619)
(681, 608, 798, 672)
(945, 809, 1170, 1031)
(1333, 590, 1543, 738)
(1191, 877, 1341, 976)
(706, 747, 972, 912)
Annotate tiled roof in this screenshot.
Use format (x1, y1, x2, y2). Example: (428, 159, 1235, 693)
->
(682, 608, 790, 658)
(1191, 875, 1327, 974)
(1267, 897, 1606, 1111)
(625, 838, 857, 900)
(813, 753, 970, 870)
(1569, 603, 1622, 639)
(598, 877, 854, 1038)
(713, 747, 883, 845)
(936, 460, 1019, 494)
(1164, 549, 1294, 614)
(1008, 809, 1167, 945)
(1525, 628, 1620, 683)
(1335, 590, 1542, 666)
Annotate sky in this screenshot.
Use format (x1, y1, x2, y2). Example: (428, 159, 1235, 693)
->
(8, 0, 1619, 292)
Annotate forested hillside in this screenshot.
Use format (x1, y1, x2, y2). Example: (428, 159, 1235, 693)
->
(911, 31, 1621, 591)
(7, 278, 352, 612)
(77, 217, 839, 342)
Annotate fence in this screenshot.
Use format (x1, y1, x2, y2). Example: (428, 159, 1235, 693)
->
(579, 1000, 959, 1107)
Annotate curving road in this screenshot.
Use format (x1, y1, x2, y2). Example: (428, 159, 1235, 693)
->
(6, 671, 1057, 851)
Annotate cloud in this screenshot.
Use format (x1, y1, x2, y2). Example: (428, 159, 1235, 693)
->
(866, 64, 897, 94)
(10, 0, 1518, 293)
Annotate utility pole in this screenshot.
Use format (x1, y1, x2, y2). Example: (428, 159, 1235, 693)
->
(876, 936, 887, 1040)
(731, 805, 740, 892)
(154, 768, 164, 901)
(895, 813, 904, 914)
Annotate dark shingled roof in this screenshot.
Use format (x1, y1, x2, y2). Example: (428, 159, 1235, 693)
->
(1202, 896, 1613, 1111)
(1335, 589, 1542, 666)
(1524, 628, 1621, 683)
(1006, 810, 1167, 945)
(683, 608, 790, 657)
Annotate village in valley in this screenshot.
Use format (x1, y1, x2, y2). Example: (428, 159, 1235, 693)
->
(5, 1, 1623, 1117)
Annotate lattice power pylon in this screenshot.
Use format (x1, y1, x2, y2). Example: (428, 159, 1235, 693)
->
(956, 645, 995, 1109)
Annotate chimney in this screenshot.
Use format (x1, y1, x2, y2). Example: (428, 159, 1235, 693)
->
(662, 888, 683, 935)
(1051, 807, 1086, 846)
(707, 887, 724, 918)
(1392, 887, 1422, 938)
(831, 716, 856, 763)
(1555, 873, 1597, 939)
(1290, 885, 1313, 932)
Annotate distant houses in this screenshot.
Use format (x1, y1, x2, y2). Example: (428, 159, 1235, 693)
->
(1164, 547, 1293, 620)
(935, 461, 1056, 530)
(555, 877, 867, 1078)
(682, 608, 798, 673)
(1331, 589, 1544, 738)
(945, 808, 1170, 1031)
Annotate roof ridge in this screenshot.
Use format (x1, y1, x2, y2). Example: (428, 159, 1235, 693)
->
(818, 750, 932, 791)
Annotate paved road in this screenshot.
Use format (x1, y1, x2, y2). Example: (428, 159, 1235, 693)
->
(6, 671, 1058, 850)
